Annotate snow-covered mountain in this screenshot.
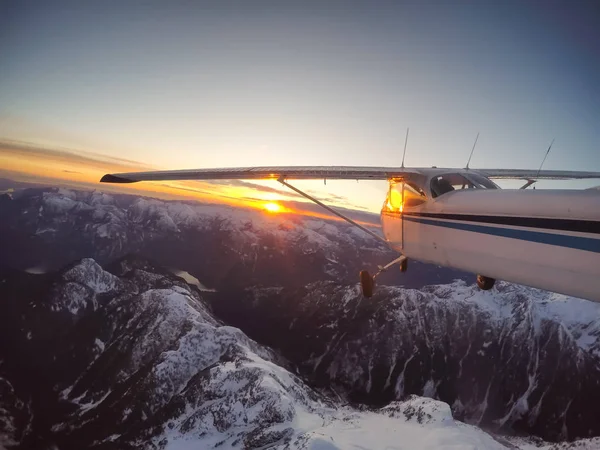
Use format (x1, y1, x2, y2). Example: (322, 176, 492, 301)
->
(211, 281, 600, 442)
(1, 185, 600, 449)
(0, 187, 468, 288)
(0, 257, 532, 450)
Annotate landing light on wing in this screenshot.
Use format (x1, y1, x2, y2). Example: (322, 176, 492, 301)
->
(385, 200, 403, 213)
(387, 187, 404, 213)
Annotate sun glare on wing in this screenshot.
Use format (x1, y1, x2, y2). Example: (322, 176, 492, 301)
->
(264, 202, 282, 213)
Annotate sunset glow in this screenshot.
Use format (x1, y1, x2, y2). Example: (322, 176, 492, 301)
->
(263, 202, 282, 213)
(0, 141, 383, 225)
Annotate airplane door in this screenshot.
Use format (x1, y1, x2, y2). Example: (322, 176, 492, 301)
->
(381, 181, 404, 247)
(391, 180, 428, 256)
(400, 182, 405, 250)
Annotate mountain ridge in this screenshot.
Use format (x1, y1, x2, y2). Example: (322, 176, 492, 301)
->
(0, 256, 539, 450)
(1, 185, 600, 448)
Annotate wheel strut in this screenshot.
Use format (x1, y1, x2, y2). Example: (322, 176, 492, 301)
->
(374, 255, 407, 279)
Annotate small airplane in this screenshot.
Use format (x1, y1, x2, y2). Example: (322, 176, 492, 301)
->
(101, 166, 600, 303)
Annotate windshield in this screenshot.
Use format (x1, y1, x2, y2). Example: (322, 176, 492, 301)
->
(430, 174, 475, 198)
(465, 173, 499, 189)
(430, 173, 499, 198)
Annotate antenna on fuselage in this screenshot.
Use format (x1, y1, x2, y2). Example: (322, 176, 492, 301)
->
(401, 128, 409, 168)
(465, 132, 479, 170)
(529, 138, 555, 189)
(535, 138, 555, 180)
(520, 139, 556, 189)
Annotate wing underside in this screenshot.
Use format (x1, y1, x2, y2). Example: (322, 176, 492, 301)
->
(478, 169, 600, 180)
(100, 166, 421, 183)
(100, 166, 600, 183)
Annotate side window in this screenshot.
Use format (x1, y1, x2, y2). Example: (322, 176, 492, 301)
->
(466, 173, 499, 189)
(384, 181, 426, 212)
(430, 174, 476, 198)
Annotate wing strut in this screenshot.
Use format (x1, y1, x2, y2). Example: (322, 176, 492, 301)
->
(277, 177, 388, 245)
(519, 179, 536, 189)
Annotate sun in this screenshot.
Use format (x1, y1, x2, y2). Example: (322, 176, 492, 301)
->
(263, 202, 282, 213)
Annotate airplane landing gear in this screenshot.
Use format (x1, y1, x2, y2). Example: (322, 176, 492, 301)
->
(360, 255, 407, 297)
(400, 258, 408, 273)
(476, 274, 495, 290)
(360, 270, 375, 298)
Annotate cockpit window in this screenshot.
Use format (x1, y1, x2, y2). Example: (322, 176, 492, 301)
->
(430, 174, 476, 198)
(465, 173, 499, 189)
(383, 181, 426, 212)
(430, 173, 499, 198)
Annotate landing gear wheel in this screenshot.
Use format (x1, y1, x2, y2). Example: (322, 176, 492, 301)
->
(400, 258, 408, 273)
(476, 274, 495, 290)
(360, 270, 375, 298)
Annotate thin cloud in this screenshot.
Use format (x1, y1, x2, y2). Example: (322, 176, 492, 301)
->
(305, 189, 369, 211)
(210, 180, 368, 210)
(0, 140, 152, 172)
(206, 179, 300, 197)
(2, 169, 380, 224)
(240, 195, 379, 225)
(153, 182, 260, 203)
(1, 140, 375, 215)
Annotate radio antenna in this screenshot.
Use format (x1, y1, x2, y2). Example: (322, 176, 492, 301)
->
(535, 138, 555, 180)
(401, 128, 409, 168)
(465, 132, 479, 170)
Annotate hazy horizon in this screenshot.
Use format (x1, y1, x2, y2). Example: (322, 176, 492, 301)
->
(1, 0, 598, 210)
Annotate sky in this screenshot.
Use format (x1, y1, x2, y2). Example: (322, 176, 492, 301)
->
(0, 0, 598, 212)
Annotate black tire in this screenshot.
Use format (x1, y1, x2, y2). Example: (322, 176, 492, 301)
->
(360, 270, 375, 298)
(400, 258, 408, 273)
(476, 274, 495, 290)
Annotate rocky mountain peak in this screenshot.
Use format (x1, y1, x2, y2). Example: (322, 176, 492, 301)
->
(0, 256, 542, 450)
(2, 185, 600, 449)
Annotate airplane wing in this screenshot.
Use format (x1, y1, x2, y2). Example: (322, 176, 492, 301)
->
(100, 166, 600, 183)
(478, 169, 600, 180)
(100, 166, 422, 183)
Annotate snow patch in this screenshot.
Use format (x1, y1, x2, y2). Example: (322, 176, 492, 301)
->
(94, 338, 105, 352)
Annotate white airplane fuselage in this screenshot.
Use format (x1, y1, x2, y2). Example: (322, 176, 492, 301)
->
(99, 164, 600, 303)
(381, 188, 600, 302)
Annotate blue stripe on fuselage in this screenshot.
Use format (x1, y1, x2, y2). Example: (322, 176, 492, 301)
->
(402, 216, 600, 253)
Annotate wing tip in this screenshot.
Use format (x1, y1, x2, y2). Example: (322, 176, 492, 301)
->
(100, 174, 137, 183)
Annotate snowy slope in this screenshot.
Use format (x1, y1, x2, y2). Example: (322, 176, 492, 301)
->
(2, 185, 600, 448)
(37, 188, 378, 250)
(160, 395, 511, 450)
(4, 258, 597, 450)
(0, 186, 468, 289)
(211, 280, 600, 442)
(0, 257, 517, 450)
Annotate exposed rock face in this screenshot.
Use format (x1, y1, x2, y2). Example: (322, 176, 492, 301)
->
(0, 258, 318, 448)
(2, 185, 600, 448)
(0, 258, 514, 450)
(0, 375, 30, 449)
(210, 281, 600, 442)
